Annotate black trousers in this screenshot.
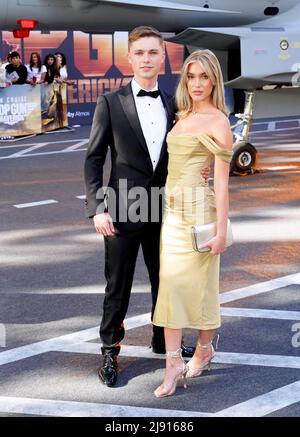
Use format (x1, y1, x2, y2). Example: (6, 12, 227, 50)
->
(100, 222, 164, 355)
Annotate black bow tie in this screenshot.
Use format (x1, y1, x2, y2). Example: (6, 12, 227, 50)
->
(137, 89, 160, 98)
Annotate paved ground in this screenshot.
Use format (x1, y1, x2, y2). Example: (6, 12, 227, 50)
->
(0, 118, 299, 417)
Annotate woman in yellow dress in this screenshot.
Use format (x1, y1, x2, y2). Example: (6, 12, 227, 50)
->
(153, 49, 233, 398)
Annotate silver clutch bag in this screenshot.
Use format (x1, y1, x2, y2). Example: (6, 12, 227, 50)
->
(190, 219, 233, 252)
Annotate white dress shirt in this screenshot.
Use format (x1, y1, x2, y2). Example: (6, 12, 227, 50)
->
(131, 78, 167, 171)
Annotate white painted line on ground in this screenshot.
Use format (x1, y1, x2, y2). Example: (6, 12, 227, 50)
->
(63, 140, 89, 151)
(252, 118, 300, 127)
(13, 200, 59, 209)
(232, 219, 300, 242)
(0, 396, 211, 417)
(0, 351, 299, 417)
(56, 343, 159, 358)
(261, 157, 300, 164)
(221, 307, 300, 321)
(0, 144, 48, 159)
(256, 143, 300, 150)
(0, 326, 98, 367)
(0, 313, 151, 367)
(220, 272, 300, 304)
(4, 275, 299, 299)
(0, 379, 299, 417)
(1, 379, 300, 417)
(233, 206, 300, 220)
(216, 380, 300, 417)
(1, 273, 299, 367)
(251, 126, 300, 134)
(10, 284, 150, 294)
(124, 313, 151, 330)
(0, 138, 88, 149)
(263, 166, 299, 171)
(0, 272, 300, 417)
(236, 206, 300, 219)
(57, 344, 300, 370)
(1, 149, 87, 159)
(213, 352, 300, 369)
(0, 143, 44, 149)
(229, 206, 300, 243)
(268, 121, 276, 131)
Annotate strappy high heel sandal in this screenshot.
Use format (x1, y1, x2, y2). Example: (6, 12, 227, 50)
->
(186, 334, 219, 378)
(154, 348, 188, 398)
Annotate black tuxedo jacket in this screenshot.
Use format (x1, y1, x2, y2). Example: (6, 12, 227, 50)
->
(84, 82, 175, 231)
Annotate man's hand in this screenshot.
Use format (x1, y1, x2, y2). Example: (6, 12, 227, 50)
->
(93, 213, 115, 237)
(201, 166, 210, 183)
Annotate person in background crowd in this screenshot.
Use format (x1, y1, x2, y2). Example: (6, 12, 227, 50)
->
(43, 53, 60, 85)
(5, 51, 27, 85)
(26, 52, 47, 85)
(7, 52, 12, 64)
(0, 53, 10, 70)
(54, 52, 75, 85)
(0, 58, 6, 72)
(0, 58, 7, 87)
(0, 54, 12, 87)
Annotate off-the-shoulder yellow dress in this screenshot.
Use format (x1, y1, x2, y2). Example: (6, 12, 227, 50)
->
(153, 133, 232, 330)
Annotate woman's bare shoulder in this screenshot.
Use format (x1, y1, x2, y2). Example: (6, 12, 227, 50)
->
(210, 111, 233, 150)
(211, 109, 229, 124)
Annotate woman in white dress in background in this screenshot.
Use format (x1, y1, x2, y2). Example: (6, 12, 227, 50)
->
(54, 52, 74, 85)
(26, 52, 47, 85)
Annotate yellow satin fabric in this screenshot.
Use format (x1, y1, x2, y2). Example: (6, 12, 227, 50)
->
(153, 133, 232, 329)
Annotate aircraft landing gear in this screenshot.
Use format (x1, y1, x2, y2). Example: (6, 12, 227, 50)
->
(230, 91, 258, 176)
(230, 142, 258, 175)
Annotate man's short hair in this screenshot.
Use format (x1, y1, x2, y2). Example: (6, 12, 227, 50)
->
(8, 51, 20, 59)
(128, 26, 164, 48)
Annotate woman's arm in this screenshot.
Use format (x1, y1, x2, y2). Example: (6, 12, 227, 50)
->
(210, 116, 233, 255)
(57, 66, 74, 85)
(39, 66, 47, 83)
(214, 157, 230, 241)
(39, 71, 46, 83)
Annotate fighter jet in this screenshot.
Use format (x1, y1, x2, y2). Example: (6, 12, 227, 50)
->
(1, 0, 299, 173)
(166, 2, 300, 173)
(0, 1, 298, 32)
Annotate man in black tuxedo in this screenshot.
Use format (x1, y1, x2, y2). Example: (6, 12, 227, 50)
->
(84, 27, 202, 387)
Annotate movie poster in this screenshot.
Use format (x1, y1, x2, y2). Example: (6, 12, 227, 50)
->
(41, 83, 68, 132)
(0, 84, 41, 136)
(0, 31, 184, 126)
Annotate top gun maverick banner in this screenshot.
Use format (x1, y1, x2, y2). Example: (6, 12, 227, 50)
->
(0, 31, 184, 126)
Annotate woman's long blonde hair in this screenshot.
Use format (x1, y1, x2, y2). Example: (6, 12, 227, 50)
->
(176, 49, 228, 117)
